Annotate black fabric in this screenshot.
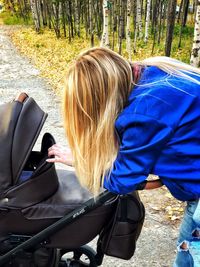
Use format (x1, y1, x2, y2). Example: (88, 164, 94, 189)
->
(99, 191, 145, 260)
(1, 247, 57, 267)
(0, 96, 59, 210)
(0, 102, 22, 193)
(0, 97, 47, 193)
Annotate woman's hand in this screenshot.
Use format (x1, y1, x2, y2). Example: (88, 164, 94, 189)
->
(46, 144, 74, 166)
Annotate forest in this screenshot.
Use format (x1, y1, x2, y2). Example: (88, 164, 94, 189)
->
(1, 1, 199, 60)
(1, 0, 199, 92)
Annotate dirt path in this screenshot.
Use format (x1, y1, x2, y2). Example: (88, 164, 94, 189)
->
(0, 25, 180, 267)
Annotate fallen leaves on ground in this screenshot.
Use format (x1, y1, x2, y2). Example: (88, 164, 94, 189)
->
(9, 25, 193, 95)
(10, 27, 93, 95)
(140, 185, 185, 226)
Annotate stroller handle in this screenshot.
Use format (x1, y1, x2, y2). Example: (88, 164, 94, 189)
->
(15, 92, 28, 103)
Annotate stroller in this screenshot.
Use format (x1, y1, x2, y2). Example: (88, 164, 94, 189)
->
(0, 93, 145, 267)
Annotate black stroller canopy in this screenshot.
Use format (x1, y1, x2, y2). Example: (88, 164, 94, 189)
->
(0, 93, 47, 193)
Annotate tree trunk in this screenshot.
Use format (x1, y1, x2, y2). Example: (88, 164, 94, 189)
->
(118, 0, 123, 54)
(161, 0, 167, 40)
(144, 0, 151, 43)
(75, 0, 80, 37)
(94, 0, 102, 39)
(165, 0, 177, 56)
(178, 0, 188, 48)
(112, 0, 117, 50)
(183, 0, 189, 26)
(151, 0, 159, 54)
(53, 1, 61, 38)
(40, 0, 47, 26)
(89, 0, 94, 46)
(126, 0, 131, 59)
(68, 0, 74, 38)
(133, 0, 139, 52)
(137, 0, 143, 39)
(100, 0, 110, 47)
(157, 0, 164, 44)
(84, 1, 89, 39)
(121, 0, 126, 39)
(190, 0, 200, 67)
(61, 1, 66, 38)
(30, 0, 40, 32)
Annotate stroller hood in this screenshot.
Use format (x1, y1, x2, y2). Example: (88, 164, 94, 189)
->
(0, 94, 47, 193)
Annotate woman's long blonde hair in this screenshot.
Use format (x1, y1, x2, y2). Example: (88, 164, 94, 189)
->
(63, 47, 200, 195)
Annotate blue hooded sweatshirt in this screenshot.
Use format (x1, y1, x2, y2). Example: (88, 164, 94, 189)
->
(104, 66, 200, 201)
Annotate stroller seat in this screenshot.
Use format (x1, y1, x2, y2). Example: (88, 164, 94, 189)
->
(0, 169, 115, 249)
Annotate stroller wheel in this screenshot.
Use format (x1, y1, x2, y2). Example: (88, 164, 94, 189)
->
(60, 245, 98, 267)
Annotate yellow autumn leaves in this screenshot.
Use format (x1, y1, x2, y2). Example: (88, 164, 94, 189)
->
(11, 27, 93, 95)
(10, 26, 192, 97)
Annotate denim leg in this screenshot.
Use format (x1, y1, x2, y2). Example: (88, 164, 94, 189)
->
(190, 241, 200, 267)
(173, 200, 199, 267)
(190, 200, 200, 267)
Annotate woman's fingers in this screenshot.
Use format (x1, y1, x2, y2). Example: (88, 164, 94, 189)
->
(48, 149, 61, 157)
(48, 145, 63, 157)
(47, 144, 74, 166)
(46, 157, 61, 163)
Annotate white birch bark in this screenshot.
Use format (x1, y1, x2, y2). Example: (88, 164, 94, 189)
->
(89, 0, 93, 34)
(30, 0, 40, 32)
(75, 0, 80, 36)
(133, 1, 139, 52)
(144, 0, 151, 43)
(190, 0, 200, 67)
(100, 0, 110, 47)
(126, 0, 132, 60)
(137, 0, 143, 39)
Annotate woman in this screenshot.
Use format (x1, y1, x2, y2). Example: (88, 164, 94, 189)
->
(47, 47, 200, 266)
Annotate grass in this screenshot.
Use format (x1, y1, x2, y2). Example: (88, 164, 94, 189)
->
(0, 11, 32, 25)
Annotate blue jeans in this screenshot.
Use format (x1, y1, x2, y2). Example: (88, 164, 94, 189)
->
(173, 199, 200, 267)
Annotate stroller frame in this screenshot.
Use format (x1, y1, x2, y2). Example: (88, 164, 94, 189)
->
(0, 190, 114, 267)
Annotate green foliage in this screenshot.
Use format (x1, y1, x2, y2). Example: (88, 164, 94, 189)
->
(0, 11, 32, 25)
(173, 24, 194, 37)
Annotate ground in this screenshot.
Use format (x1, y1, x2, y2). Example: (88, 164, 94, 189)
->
(0, 25, 185, 267)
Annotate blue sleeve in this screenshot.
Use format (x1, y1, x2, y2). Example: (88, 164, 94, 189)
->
(103, 113, 173, 194)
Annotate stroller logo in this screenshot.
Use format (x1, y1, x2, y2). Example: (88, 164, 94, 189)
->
(73, 208, 86, 218)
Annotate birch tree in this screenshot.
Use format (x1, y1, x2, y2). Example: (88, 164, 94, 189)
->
(126, 0, 131, 59)
(89, 0, 94, 46)
(137, 0, 143, 39)
(112, 0, 117, 50)
(100, 0, 110, 47)
(30, 0, 40, 32)
(118, 0, 123, 54)
(190, 0, 200, 67)
(144, 0, 151, 43)
(75, 0, 80, 37)
(151, 0, 160, 54)
(133, 1, 139, 52)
